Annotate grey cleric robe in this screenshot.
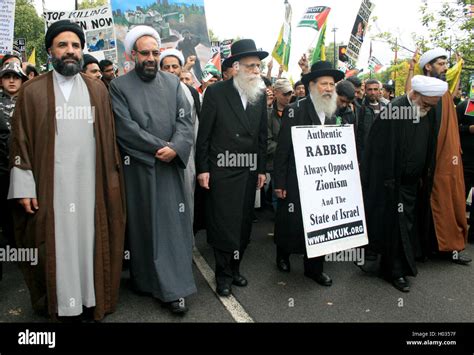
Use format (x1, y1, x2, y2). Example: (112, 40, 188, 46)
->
(110, 70, 197, 302)
(195, 79, 267, 253)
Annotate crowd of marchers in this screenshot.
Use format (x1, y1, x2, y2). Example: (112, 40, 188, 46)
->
(0, 21, 472, 322)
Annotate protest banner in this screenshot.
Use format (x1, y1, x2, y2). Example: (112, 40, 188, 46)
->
(13, 38, 26, 61)
(43, 5, 118, 63)
(291, 125, 368, 258)
(346, 0, 375, 66)
(111, 0, 211, 78)
(0, 0, 16, 57)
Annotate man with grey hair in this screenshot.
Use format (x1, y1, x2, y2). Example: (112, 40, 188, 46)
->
(267, 78, 293, 212)
(273, 61, 344, 284)
(110, 26, 196, 314)
(196, 39, 268, 297)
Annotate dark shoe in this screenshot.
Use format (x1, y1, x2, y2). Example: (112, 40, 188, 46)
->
(452, 251, 472, 265)
(305, 272, 332, 286)
(277, 259, 290, 272)
(80, 307, 97, 323)
(232, 274, 248, 287)
(392, 277, 410, 292)
(216, 285, 232, 297)
(164, 299, 188, 315)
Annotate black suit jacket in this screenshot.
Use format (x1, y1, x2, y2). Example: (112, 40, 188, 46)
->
(196, 78, 267, 174)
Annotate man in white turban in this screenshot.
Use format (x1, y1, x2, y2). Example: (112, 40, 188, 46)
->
(110, 25, 196, 314)
(409, 48, 471, 266)
(360, 75, 448, 293)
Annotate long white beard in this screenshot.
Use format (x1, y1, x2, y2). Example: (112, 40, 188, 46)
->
(310, 89, 338, 117)
(233, 70, 265, 106)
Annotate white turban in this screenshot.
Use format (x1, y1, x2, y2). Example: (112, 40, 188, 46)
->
(159, 48, 185, 67)
(419, 48, 448, 70)
(411, 75, 448, 97)
(124, 25, 161, 56)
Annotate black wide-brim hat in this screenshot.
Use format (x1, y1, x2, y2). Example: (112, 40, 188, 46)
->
(302, 61, 345, 86)
(222, 39, 268, 68)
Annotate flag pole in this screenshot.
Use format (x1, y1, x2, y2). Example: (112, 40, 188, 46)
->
(332, 27, 337, 68)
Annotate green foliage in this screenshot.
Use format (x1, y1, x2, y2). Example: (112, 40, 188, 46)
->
(78, 0, 108, 9)
(13, 0, 46, 68)
(373, 0, 473, 93)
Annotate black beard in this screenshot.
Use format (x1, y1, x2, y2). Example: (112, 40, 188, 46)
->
(135, 60, 158, 82)
(433, 72, 447, 82)
(52, 55, 83, 76)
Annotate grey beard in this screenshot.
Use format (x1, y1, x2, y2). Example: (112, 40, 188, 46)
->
(311, 91, 338, 118)
(52, 56, 83, 76)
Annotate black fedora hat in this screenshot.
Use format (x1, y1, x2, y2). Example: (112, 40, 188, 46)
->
(302, 61, 344, 86)
(222, 39, 268, 68)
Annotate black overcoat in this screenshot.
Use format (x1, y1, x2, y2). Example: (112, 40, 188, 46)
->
(196, 79, 267, 252)
(273, 97, 336, 254)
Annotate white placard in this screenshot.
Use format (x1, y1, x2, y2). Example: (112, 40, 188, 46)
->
(0, 0, 16, 56)
(43, 5, 118, 64)
(291, 125, 368, 258)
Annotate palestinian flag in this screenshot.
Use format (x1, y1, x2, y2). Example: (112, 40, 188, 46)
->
(297, 6, 331, 31)
(368, 56, 382, 73)
(465, 100, 474, 117)
(272, 0, 292, 72)
(202, 47, 222, 83)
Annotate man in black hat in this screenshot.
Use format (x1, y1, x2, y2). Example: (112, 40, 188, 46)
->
(7, 19, 125, 321)
(196, 39, 268, 297)
(273, 61, 344, 285)
(82, 54, 102, 80)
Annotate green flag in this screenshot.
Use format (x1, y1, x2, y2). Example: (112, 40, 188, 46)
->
(272, 1, 292, 72)
(311, 22, 327, 64)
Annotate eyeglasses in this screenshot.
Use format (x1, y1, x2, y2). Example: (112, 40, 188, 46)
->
(136, 50, 160, 57)
(240, 63, 261, 70)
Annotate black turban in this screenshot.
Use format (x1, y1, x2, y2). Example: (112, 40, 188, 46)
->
(45, 20, 85, 51)
(82, 54, 99, 69)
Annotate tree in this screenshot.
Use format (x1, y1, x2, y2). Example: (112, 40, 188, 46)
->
(78, 0, 108, 9)
(417, 0, 474, 92)
(372, 0, 473, 93)
(14, 0, 46, 68)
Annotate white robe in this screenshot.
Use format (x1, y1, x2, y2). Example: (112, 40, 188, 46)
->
(8, 71, 96, 316)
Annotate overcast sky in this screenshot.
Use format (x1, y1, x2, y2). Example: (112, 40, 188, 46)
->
(33, 0, 448, 79)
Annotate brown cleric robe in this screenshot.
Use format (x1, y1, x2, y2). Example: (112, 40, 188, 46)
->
(9, 71, 126, 320)
(430, 92, 468, 251)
